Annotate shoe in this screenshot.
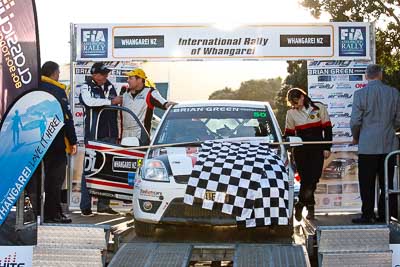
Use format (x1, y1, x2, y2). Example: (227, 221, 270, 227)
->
(44, 216, 72, 224)
(97, 207, 119, 215)
(59, 217, 72, 223)
(294, 202, 304, 222)
(81, 209, 95, 217)
(306, 206, 315, 220)
(352, 217, 375, 224)
(60, 213, 72, 223)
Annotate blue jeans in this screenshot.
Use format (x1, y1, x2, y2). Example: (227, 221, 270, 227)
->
(80, 173, 110, 211)
(80, 137, 116, 211)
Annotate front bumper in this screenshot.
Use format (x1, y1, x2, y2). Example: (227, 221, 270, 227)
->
(160, 198, 235, 226)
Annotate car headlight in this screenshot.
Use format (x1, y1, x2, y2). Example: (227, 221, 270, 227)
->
(142, 159, 169, 182)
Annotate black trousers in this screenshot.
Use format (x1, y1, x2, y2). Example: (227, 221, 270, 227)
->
(358, 154, 397, 219)
(294, 147, 324, 207)
(43, 152, 67, 220)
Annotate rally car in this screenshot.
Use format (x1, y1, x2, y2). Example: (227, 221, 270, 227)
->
(132, 101, 298, 237)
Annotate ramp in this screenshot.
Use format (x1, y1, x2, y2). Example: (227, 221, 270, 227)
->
(109, 243, 192, 267)
(109, 243, 310, 267)
(33, 224, 108, 266)
(234, 244, 310, 267)
(317, 225, 392, 267)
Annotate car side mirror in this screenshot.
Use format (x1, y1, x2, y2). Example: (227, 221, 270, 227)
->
(121, 137, 140, 147)
(287, 136, 303, 147)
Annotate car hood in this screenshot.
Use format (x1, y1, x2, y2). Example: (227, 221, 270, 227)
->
(148, 138, 283, 178)
(150, 146, 200, 177)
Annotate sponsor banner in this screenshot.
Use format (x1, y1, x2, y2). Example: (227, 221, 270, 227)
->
(0, 246, 33, 266)
(0, 90, 64, 225)
(314, 151, 361, 212)
(0, 0, 40, 118)
(307, 60, 370, 152)
(74, 22, 370, 61)
(308, 60, 371, 212)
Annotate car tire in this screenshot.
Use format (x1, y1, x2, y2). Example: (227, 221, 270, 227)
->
(135, 221, 156, 237)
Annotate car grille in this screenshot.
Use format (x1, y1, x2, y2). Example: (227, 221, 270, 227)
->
(162, 198, 234, 223)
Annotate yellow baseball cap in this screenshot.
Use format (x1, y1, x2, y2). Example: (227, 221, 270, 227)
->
(145, 79, 156, 88)
(123, 68, 147, 79)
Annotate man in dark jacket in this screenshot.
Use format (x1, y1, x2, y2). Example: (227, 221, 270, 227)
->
(79, 62, 122, 216)
(40, 61, 78, 223)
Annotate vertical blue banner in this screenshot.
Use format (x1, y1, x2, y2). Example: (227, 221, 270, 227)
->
(0, 90, 64, 225)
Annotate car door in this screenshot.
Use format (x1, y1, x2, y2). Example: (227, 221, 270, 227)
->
(84, 106, 150, 202)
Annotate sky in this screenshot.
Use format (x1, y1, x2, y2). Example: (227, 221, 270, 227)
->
(35, 0, 330, 101)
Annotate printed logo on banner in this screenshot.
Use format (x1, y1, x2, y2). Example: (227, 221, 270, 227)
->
(114, 35, 165, 49)
(339, 27, 366, 56)
(112, 157, 138, 173)
(81, 28, 108, 58)
(0, 247, 33, 266)
(280, 34, 331, 47)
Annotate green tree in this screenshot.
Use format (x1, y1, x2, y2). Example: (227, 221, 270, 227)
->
(208, 87, 236, 100)
(274, 61, 308, 130)
(209, 78, 282, 108)
(301, 0, 400, 87)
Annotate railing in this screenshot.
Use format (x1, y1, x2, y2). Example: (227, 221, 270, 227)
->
(384, 150, 400, 225)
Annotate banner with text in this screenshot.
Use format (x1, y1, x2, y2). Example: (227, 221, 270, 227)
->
(308, 60, 371, 212)
(74, 22, 371, 61)
(0, 90, 64, 225)
(0, 0, 40, 118)
(0, 246, 33, 266)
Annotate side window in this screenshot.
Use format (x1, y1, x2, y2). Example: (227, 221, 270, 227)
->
(118, 109, 142, 142)
(95, 108, 119, 144)
(95, 108, 149, 146)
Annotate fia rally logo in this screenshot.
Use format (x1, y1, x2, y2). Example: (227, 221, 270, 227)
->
(339, 27, 366, 57)
(81, 28, 108, 58)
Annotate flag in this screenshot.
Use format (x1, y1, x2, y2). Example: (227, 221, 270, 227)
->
(184, 141, 289, 228)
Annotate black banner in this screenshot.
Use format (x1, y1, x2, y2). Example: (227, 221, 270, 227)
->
(280, 34, 331, 47)
(114, 35, 164, 49)
(0, 0, 40, 119)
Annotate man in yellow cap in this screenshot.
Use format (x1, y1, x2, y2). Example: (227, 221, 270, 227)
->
(120, 68, 176, 139)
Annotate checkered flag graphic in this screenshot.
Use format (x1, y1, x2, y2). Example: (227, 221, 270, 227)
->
(184, 141, 289, 228)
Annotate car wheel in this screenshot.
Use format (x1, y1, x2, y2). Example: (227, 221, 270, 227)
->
(135, 220, 156, 237)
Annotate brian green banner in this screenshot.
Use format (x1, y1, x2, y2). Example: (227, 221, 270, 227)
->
(0, 90, 64, 225)
(75, 22, 371, 61)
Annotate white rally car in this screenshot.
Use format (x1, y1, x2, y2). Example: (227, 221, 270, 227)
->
(132, 100, 298, 237)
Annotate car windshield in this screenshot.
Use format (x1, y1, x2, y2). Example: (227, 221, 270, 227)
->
(154, 105, 278, 145)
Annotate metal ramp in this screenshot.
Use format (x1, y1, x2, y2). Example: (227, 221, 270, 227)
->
(233, 244, 310, 267)
(109, 243, 192, 267)
(109, 243, 310, 267)
(33, 224, 109, 266)
(317, 225, 392, 267)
